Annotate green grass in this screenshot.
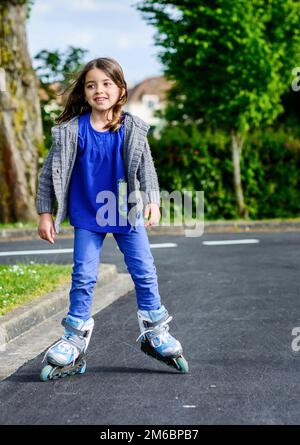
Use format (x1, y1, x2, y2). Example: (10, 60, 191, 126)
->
(0, 262, 73, 316)
(0, 220, 70, 229)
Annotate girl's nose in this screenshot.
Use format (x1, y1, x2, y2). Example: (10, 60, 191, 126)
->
(96, 85, 105, 95)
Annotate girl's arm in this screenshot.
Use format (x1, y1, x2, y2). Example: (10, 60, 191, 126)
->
(36, 141, 56, 215)
(137, 137, 161, 207)
(38, 213, 56, 244)
(36, 137, 58, 243)
(137, 137, 161, 226)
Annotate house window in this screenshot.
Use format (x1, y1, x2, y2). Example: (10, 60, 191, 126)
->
(142, 94, 159, 110)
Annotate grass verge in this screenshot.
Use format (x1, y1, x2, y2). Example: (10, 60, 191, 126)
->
(0, 261, 72, 316)
(0, 220, 70, 229)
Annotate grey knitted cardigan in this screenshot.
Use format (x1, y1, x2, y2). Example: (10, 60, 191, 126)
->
(36, 111, 161, 233)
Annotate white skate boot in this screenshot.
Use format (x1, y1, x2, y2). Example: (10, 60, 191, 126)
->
(136, 305, 189, 373)
(40, 315, 94, 381)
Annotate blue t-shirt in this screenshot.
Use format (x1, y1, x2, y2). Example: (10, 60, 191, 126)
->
(68, 111, 133, 233)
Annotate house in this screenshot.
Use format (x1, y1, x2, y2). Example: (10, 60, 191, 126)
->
(124, 75, 175, 137)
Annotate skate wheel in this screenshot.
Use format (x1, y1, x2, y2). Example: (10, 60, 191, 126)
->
(40, 365, 54, 382)
(176, 356, 189, 374)
(79, 361, 87, 374)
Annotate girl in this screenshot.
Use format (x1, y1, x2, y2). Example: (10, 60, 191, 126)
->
(36, 57, 188, 380)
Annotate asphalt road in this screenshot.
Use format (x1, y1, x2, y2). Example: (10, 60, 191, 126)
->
(0, 231, 300, 425)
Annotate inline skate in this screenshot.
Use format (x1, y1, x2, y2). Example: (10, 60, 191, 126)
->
(40, 315, 94, 381)
(136, 305, 189, 373)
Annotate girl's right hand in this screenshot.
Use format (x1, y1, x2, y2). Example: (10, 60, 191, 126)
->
(38, 213, 56, 244)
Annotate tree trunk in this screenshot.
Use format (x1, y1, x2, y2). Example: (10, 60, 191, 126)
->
(231, 129, 248, 219)
(0, 1, 43, 223)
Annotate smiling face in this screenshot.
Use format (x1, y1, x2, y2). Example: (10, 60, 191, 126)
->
(84, 67, 124, 116)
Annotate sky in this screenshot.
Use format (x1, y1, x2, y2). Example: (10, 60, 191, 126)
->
(25, 0, 164, 87)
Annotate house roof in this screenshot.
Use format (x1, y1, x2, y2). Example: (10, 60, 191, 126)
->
(127, 75, 175, 103)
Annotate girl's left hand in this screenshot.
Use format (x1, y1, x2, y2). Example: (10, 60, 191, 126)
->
(144, 203, 161, 227)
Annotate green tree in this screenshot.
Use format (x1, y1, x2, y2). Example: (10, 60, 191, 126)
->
(0, 0, 43, 223)
(34, 46, 88, 87)
(33, 46, 88, 148)
(136, 0, 300, 218)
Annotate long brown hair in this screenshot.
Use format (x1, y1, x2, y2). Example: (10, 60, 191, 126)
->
(55, 57, 128, 132)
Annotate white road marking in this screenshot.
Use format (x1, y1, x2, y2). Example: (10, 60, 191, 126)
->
(202, 239, 259, 246)
(0, 248, 73, 256)
(0, 243, 178, 257)
(149, 243, 178, 248)
(117, 242, 177, 251)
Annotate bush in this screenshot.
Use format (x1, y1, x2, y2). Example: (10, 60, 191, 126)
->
(244, 127, 300, 218)
(149, 124, 300, 220)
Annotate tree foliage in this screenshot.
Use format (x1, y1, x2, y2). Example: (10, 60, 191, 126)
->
(34, 46, 88, 86)
(136, 0, 300, 218)
(136, 0, 300, 133)
(34, 46, 88, 149)
(149, 123, 300, 219)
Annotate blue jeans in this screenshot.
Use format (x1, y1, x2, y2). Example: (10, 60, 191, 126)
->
(68, 224, 161, 320)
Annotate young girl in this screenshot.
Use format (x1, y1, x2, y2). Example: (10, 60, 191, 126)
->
(36, 57, 188, 380)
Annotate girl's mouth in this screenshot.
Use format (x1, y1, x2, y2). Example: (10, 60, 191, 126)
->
(94, 98, 107, 103)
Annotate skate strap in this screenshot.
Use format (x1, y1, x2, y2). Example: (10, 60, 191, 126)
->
(61, 318, 89, 337)
(143, 311, 170, 329)
(136, 314, 173, 343)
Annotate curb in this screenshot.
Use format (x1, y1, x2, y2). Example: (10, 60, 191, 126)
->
(201, 220, 300, 233)
(1, 220, 300, 240)
(0, 263, 124, 351)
